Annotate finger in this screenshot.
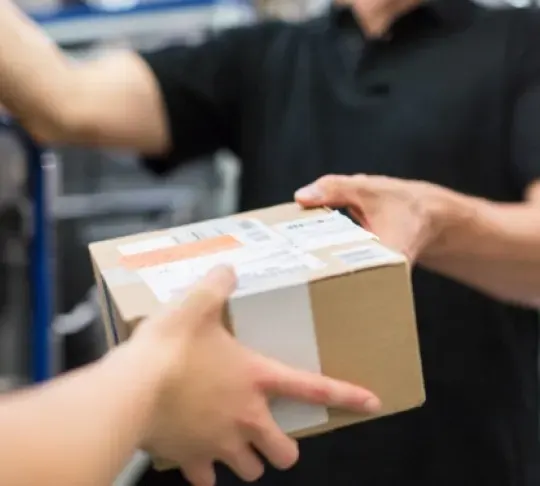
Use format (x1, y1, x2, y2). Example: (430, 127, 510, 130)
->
(294, 174, 367, 208)
(249, 412, 299, 470)
(348, 206, 372, 231)
(526, 180, 540, 204)
(220, 444, 265, 482)
(175, 265, 237, 321)
(182, 461, 216, 486)
(258, 358, 382, 414)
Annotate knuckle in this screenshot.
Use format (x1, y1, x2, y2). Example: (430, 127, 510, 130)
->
(318, 173, 338, 184)
(351, 174, 373, 192)
(247, 356, 274, 389)
(352, 173, 368, 182)
(406, 190, 429, 217)
(246, 463, 265, 482)
(218, 441, 242, 461)
(314, 383, 333, 404)
(317, 173, 342, 191)
(238, 408, 267, 435)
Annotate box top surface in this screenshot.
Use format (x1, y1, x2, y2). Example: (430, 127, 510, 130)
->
(90, 203, 406, 322)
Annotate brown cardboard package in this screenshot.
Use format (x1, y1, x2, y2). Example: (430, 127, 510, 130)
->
(89, 203, 425, 469)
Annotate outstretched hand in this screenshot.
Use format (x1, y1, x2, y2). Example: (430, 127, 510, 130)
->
(295, 174, 453, 261)
(132, 266, 381, 486)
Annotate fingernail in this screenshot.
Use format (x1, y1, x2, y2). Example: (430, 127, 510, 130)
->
(364, 397, 382, 414)
(295, 185, 324, 201)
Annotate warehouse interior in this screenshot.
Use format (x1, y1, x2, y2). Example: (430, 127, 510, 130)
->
(1, 0, 539, 485)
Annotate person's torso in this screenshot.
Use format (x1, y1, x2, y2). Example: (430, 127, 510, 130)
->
(230, 4, 540, 485)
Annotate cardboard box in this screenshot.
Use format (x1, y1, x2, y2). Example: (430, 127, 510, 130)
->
(90, 203, 425, 448)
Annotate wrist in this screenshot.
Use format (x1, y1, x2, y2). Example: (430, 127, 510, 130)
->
(421, 187, 481, 261)
(126, 326, 190, 443)
(104, 339, 173, 441)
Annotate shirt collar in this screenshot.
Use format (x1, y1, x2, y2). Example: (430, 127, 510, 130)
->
(429, 0, 478, 28)
(329, 0, 478, 33)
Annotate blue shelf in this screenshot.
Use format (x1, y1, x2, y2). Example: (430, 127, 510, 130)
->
(31, 0, 221, 43)
(0, 118, 54, 383)
(31, 0, 215, 22)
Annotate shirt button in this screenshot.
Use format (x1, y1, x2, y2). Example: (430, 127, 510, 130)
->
(366, 83, 390, 97)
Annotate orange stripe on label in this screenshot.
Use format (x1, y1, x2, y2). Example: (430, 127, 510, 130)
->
(120, 235, 242, 269)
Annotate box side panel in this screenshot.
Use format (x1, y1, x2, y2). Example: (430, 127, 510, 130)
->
(90, 255, 117, 349)
(299, 263, 425, 436)
(90, 255, 132, 348)
(102, 277, 120, 345)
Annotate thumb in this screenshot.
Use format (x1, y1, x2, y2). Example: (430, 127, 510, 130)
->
(258, 358, 382, 415)
(295, 175, 364, 208)
(170, 265, 238, 322)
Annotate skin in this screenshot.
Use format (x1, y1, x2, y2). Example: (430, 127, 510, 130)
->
(336, 0, 422, 37)
(1, 0, 540, 479)
(295, 175, 540, 308)
(0, 0, 417, 153)
(0, 266, 381, 486)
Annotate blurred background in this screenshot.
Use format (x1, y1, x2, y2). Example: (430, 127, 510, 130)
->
(0, 0, 337, 396)
(0, 0, 536, 483)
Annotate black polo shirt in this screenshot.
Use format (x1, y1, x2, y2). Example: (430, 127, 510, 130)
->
(139, 2, 540, 485)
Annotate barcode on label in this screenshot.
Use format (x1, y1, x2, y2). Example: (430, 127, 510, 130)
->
(233, 219, 280, 244)
(237, 220, 257, 230)
(173, 231, 208, 242)
(273, 211, 375, 251)
(237, 265, 311, 290)
(284, 218, 328, 230)
(280, 212, 350, 231)
(334, 245, 403, 268)
(168, 218, 278, 246)
(242, 228, 272, 243)
(171, 226, 223, 243)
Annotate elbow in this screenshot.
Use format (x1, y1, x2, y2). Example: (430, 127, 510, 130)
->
(22, 106, 91, 146)
(492, 287, 540, 310)
(24, 115, 68, 145)
(515, 292, 540, 310)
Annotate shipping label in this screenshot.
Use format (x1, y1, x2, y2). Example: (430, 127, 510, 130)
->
(333, 245, 404, 270)
(272, 211, 375, 251)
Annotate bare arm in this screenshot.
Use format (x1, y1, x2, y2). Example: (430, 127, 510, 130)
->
(296, 176, 540, 308)
(0, 342, 162, 486)
(0, 266, 380, 485)
(0, 0, 169, 153)
(420, 183, 540, 308)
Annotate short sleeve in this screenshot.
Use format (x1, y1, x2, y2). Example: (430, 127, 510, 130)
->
(508, 10, 540, 194)
(139, 26, 258, 175)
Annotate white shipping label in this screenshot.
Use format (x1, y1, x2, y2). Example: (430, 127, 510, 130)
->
(168, 218, 287, 246)
(118, 219, 286, 258)
(137, 246, 326, 303)
(118, 236, 177, 256)
(273, 211, 376, 251)
(333, 245, 405, 270)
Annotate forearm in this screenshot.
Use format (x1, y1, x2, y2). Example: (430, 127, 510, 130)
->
(0, 342, 163, 486)
(0, 0, 170, 152)
(422, 194, 540, 307)
(0, 1, 79, 139)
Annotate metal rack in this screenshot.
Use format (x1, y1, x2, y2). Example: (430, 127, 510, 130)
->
(31, 0, 253, 43)
(0, 0, 248, 387)
(0, 117, 55, 384)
